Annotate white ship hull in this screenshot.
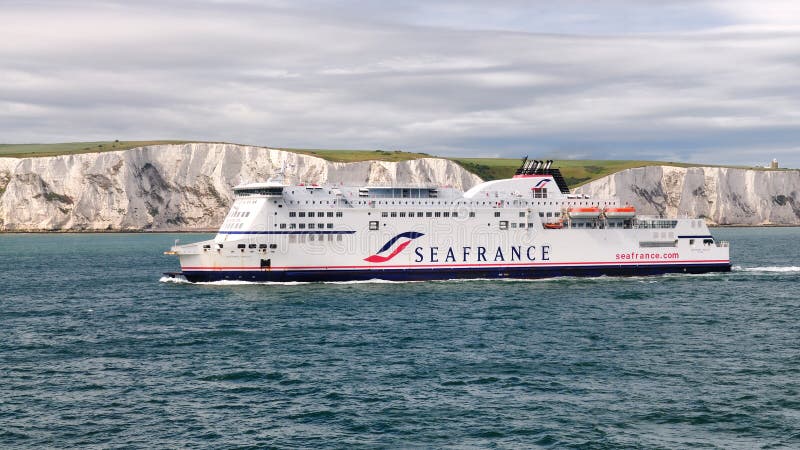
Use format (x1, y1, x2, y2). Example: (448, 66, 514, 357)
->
(167, 159, 731, 282)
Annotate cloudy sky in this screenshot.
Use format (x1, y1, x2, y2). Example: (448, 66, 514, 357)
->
(2, 1, 800, 166)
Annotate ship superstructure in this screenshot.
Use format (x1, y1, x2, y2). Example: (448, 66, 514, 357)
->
(166, 158, 731, 282)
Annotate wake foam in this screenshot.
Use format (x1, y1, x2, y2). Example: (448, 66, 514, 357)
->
(734, 266, 800, 273)
(159, 273, 733, 286)
(158, 278, 413, 286)
(159, 275, 190, 284)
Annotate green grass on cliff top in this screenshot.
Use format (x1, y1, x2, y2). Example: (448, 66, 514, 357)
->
(450, 158, 698, 187)
(0, 141, 191, 158)
(0, 142, 430, 163)
(0, 141, 787, 188)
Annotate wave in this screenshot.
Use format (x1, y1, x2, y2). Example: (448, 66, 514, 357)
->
(734, 266, 800, 273)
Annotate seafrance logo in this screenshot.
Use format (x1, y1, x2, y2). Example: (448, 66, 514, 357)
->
(365, 231, 552, 264)
(364, 232, 425, 263)
(534, 179, 550, 188)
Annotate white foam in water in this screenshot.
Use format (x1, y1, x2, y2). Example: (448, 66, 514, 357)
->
(736, 266, 800, 273)
(159, 270, 745, 286)
(159, 275, 190, 284)
(158, 277, 415, 286)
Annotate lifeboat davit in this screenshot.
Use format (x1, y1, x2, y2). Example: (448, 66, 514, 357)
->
(604, 206, 636, 219)
(567, 207, 601, 219)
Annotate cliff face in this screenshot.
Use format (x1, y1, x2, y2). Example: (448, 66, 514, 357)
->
(576, 166, 800, 225)
(4, 148, 798, 230)
(0, 143, 482, 231)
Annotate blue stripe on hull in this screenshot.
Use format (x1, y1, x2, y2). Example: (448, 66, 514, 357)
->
(180, 263, 732, 283)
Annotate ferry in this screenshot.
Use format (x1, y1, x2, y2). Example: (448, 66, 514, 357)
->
(165, 158, 731, 282)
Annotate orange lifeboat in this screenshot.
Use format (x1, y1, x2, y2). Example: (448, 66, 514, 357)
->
(567, 206, 601, 219)
(604, 206, 636, 219)
(543, 222, 564, 229)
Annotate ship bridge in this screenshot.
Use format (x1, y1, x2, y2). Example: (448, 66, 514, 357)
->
(233, 181, 286, 197)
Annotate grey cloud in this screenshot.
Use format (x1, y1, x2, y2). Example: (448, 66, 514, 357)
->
(1, 1, 799, 167)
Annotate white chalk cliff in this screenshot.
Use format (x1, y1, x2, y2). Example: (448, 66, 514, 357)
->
(0, 143, 482, 231)
(576, 165, 800, 225)
(3, 147, 798, 230)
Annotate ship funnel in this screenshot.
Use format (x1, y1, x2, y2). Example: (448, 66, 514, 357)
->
(515, 157, 528, 175)
(525, 159, 534, 172)
(518, 159, 556, 175)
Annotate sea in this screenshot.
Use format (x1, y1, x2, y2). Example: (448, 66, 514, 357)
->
(1, 227, 799, 449)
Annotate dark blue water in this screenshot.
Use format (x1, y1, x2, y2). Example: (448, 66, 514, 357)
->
(2, 228, 800, 448)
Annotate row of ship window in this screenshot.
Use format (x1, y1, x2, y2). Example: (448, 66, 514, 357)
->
(277, 223, 335, 229)
(289, 212, 343, 218)
(220, 238, 348, 250)
(238, 207, 609, 220)
(375, 211, 561, 218)
(499, 222, 534, 230)
(635, 220, 679, 229)
(381, 211, 471, 218)
(274, 211, 562, 226)
(287, 234, 343, 242)
(232, 210, 576, 221)
(564, 222, 631, 229)
(205, 243, 277, 250)
(236, 243, 278, 249)
(281, 199, 617, 206)
(367, 220, 534, 231)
